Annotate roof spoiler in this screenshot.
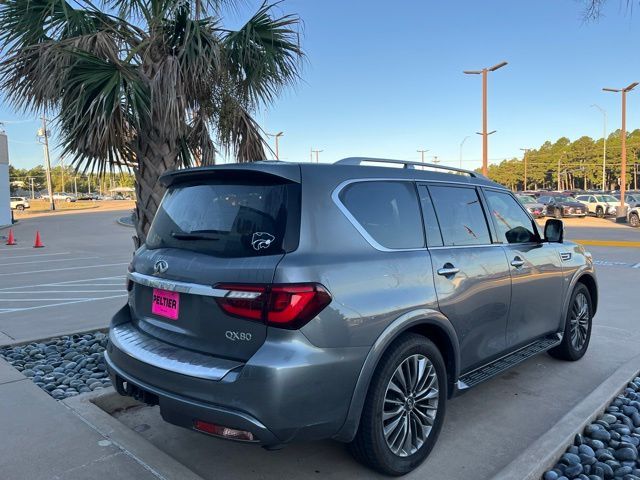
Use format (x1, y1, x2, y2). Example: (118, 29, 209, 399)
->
(159, 162, 301, 187)
(335, 157, 479, 177)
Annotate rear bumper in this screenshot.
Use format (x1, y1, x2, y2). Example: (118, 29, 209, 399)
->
(106, 305, 369, 446)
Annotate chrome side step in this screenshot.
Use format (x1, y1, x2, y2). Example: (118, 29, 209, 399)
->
(457, 334, 562, 390)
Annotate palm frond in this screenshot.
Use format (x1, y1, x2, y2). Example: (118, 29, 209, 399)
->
(216, 91, 268, 162)
(222, 2, 303, 107)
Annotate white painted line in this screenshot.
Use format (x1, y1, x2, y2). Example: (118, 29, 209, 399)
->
(0, 298, 113, 302)
(632, 262, 640, 269)
(0, 256, 98, 267)
(0, 262, 129, 276)
(0, 290, 124, 294)
(0, 294, 128, 314)
(0, 275, 125, 291)
(46, 283, 124, 287)
(0, 252, 70, 260)
(0, 247, 44, 251)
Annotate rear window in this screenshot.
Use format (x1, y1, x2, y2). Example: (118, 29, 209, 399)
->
(146, 179, 300, 257)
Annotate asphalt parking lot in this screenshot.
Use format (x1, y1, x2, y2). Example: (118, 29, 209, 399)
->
(0, 209, 132, 345)
(1, 210, 639, 479)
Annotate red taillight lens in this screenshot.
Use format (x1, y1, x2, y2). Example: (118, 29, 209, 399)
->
(215, 283, 331, 329)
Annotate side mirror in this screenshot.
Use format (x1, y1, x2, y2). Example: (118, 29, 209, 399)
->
(544, 219, 564, 243)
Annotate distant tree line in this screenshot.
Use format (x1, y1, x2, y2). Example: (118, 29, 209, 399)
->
(486, 129, 640, 191)
(8, 164, 134, 196)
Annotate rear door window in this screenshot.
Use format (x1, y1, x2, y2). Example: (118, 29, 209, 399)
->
(340, 181, 424, 249)
(428, 185, 492, 246)
(146, 179, 300, 257)
(484, 189, 539, 244)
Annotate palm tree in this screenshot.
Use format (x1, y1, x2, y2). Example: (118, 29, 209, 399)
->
(0, 0, 303, 242)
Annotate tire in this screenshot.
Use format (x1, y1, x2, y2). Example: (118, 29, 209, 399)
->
(596, 206, 604, 218)
(66, 198, 71, 203)
(548, 283, 593, 361)
(16, 205, 24, 211)
(630, 213, 640, 228)
(349, 334, 447, 476)
(554, 208, 563, 219)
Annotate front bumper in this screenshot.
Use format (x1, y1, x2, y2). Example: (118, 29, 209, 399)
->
(106, 305, 369, 446)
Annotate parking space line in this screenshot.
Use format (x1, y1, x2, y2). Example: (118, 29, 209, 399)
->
(0, 252, 71, 260)
(0, 298, 110, 302)
(0, 256, 98, 267)
(0, 294, 128, 315)
(0, 262, 129, 276)
(0, 290, 124, 294)
(0, 275, 125, 291)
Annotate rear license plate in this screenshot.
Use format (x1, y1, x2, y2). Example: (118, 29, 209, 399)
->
(152, 288, 180, 320)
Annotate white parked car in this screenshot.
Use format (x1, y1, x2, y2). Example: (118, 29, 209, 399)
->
(628, 207, 640, 228)
(41, 192, 77, 202)
(10, 196, 30, 210)
(575, 194, 628, 218)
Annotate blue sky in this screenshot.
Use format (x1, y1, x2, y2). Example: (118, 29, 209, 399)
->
(3, 0, 640, 171)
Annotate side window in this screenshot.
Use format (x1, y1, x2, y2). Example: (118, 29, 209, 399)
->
(340, 181, 424, 249)
(428, 186, 492, 246)
(589, 196, 596, 202)
(484, 190, 539, 244)
(417, 186, 443, 247)
(538, 196, 550, 204)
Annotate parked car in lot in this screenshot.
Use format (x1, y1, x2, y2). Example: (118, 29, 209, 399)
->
(575, 194, 626, 218)
(516, 194, 545, 218)
(628, 206, 640, 227)
(9, 196, 30, 210)
(613, 193, 640, 208)
(41, 192, 77, 202)
(106, 159, 597, 475)
(537, 194, 587, 218)
(76, 193, 100, 201)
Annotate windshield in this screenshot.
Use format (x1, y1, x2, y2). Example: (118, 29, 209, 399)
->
(517, 195, 536, 204)
(597, 195, 619, 202)
(146, 180, 300, 257)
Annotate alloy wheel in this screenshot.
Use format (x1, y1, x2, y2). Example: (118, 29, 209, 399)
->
(382, 354, 439, 457)
(569, 292, 589, 350)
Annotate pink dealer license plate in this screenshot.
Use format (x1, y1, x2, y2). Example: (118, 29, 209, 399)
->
(151, 288, 180, 320)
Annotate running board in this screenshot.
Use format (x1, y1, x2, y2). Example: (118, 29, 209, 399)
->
(457, 334, 562, 390)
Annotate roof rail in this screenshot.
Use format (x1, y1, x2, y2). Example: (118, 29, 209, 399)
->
(335, 157, 478, 177)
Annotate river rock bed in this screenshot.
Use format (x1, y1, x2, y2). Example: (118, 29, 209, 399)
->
(0, 332, 110, 400)
(543, 376, 640, 480)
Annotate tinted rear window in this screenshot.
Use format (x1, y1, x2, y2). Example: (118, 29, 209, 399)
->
(340, 181, 424, 249)
(146, 179, 300, 257)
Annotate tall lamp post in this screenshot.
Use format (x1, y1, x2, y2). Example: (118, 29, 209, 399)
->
(459, 136, 470, 168)
(417, 149, 429, 163)
(267, 131, 284, 160)
(520, 148, 532, 191)
(590, 104, 607, 191)
(464, 61, 508, 177)
(603, 82, 638, 222)
(311, 149, 323, 163)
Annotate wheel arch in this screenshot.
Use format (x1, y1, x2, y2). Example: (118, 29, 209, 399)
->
(577, 273, 598, 315)
(333, 309, 460, 442)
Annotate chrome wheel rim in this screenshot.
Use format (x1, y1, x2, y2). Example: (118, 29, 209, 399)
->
(382, 354, 439, 457)
(570, 292, 589, 350)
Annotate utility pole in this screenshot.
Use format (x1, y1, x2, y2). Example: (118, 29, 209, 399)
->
(38, 116, 55, 211)
(520, 148, 532, 192)
(417, 149, 429, 163)
(603, 81, 638, 221)
(28, 177, 35, 200)
(88, 173, 91, 194)
(464, 61, 508, 177)
(310, 147, 313, 163)
(60, 156, 65, 193)
(591, 104, 607, 191)
(311, 149, 323, 163)
(432, 155, 440, 164)
(74, 176, 78, 196)
(459, 136, 470, 168)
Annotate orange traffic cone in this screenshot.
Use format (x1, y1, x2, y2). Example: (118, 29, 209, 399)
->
(33, 231, 44, 248)
(6, 229, 16, 246)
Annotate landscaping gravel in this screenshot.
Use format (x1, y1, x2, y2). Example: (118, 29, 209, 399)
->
(0, 332, 110, 400)
(543, 376, 640, 480)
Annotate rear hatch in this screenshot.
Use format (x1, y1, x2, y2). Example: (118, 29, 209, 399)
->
(129, 165, 301, 362)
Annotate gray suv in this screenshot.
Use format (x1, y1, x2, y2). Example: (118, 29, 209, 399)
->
(106, 158, 597, 476)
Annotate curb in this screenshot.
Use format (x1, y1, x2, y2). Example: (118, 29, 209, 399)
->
(116, 216, 135, 228)
(63, 388, 204, 480)
(493, 353, 640, 480)
(0, 327, 109, 348)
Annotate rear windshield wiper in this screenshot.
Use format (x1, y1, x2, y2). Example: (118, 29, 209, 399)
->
(171, 231, 221, 241)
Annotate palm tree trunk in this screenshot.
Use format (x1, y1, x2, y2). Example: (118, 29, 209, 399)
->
(134, 134, 179, 244)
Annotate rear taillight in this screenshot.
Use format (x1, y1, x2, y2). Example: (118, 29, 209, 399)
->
(215, 283, 332, 329)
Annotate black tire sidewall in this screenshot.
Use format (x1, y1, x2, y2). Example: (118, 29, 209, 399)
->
(562, 284, 593, 360)
(555, 208, 562, 219)
(596, 207, 603, 218)
(631, 213, 640, 227)
(358, 335, 447, 476)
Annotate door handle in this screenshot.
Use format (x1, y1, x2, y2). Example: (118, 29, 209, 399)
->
(510, 257, 525, 268)
(437, 264, 460, 276)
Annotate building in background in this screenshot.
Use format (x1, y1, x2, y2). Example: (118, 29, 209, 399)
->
(0, 132, 11, 227)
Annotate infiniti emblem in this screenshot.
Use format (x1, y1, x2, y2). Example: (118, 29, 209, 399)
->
(154, 260, 169, 275)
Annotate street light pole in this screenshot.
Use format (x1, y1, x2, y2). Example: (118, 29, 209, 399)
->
(591, 105, 607, 191)
(464, 61, 508, 177)
(603, 81, 638, 221)
(417, 149, 429, 163)
(459, 136, 470, 168)
(38, 116, 55, 211)
(520, 148, 532, 191)
(267, 131, 284, 160)
(311, 149, 323, 163)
